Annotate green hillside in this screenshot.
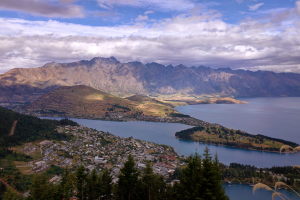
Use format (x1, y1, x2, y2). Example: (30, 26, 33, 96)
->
(0, 107, 76, 155)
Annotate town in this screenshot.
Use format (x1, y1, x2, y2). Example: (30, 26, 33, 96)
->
(18, 125, 183, 181)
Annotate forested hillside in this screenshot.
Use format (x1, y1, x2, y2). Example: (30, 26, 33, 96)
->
(0, 107, 76, 156)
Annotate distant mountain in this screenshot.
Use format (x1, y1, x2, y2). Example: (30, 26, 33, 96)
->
(1, 57, 300, 104)
(24, 85, 177, 119)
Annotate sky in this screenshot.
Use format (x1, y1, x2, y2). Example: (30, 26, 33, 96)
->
(0, 0, 300, 73)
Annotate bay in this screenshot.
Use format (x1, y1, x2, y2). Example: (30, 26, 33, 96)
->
(176, 97, 300, 143)
(44, 97, 300, 200)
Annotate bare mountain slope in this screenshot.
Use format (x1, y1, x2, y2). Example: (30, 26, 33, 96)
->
(24, 85, 177, 119)
(1, 57, 300, 104)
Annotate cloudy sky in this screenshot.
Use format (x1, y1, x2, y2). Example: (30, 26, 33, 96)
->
(0, 0, 300, 74)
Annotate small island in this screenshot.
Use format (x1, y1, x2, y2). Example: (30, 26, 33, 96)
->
(175, 126, 299, 153)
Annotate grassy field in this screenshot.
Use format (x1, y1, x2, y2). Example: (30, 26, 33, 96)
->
(153, 94, 246, 106)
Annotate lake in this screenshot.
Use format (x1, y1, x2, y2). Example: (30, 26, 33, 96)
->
(68, 118, 300, 168)
(177, 97, 300, 144)
(45, 97, 300, 200)
(53, 118, 300, 200)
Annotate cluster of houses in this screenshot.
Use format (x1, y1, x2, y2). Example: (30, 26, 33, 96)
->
(21, 125, 183, 180)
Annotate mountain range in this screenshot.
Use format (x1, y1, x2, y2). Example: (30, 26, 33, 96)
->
(1, 57, 300, 104)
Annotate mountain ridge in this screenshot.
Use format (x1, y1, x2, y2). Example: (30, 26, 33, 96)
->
(1, 57, 300, 104)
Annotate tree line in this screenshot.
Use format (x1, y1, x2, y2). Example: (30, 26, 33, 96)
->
(222, 163, 300, 191)
(1, 149, 228, 200)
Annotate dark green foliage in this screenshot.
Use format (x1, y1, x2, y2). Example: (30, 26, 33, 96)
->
(45, 165, 64, 176)
(201, 150, 228, 200)
(140, 162, 167, 200)
(75, 166, 87, 200)
(60, 169, 75, 199)
(117, 155, 140, 200)
(86, 169, 99, 200)
(169, 113, 191, 118)
(100, 169, 113, 200)
(0, 160, 31, 195)
(2, 188, 23, 200)
(0, 151, 231, 200)
(25, 167, 113, 200)
(222, 163, 300, 191)
(174, 149, 228, 200)
(109, 104, 131, 112)
(0, 107, 78, 158)
(175, 153, 204, 199)
(58, 118, 79, 126)
(0, 107, 69, 148)
(0, 107, 78, 199)
(0, 107, 65, 147)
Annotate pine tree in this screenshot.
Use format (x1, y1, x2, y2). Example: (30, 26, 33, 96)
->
(86, 169, 99, 200)
(76, 166, 87, 200)
(60, 169, 75, 199)
(117, 155, 140, 200)
(201, 148, 229, 200)
(211, 155, 229, 200)
(99, 169, 113, 200)
(175, 148, 229, 200)
(30, 174, 63, 200)
(201, 148, 215, 199)
(176, 153, 204, 200)
(30, 174, 49, 200)
(140, 162, 166, 200)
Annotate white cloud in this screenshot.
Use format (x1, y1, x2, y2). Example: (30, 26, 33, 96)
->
(0, 2, 300, 74)
(0, 0, 84, 18)
(297, 0, 300, 15)
(144, 10, 154, 15)
(135, 15, 149, 22)
(245, 65, 300, 73)
(249, 2, 264, 11)
(97, 0, 195, 11)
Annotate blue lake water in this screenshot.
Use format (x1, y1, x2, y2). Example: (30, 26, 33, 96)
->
(68, 118, 300, 168)
(53, 118, 300, 200)
(176, 97, 300, 144)
(45, 97, 300, 200)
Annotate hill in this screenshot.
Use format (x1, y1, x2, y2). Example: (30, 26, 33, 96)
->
(0, 106, 77, 156)
(125, 94, 175, 117)
(1, 57, 300, 104)
(24, 85, 178, 119)
(25, 85, 139, 119)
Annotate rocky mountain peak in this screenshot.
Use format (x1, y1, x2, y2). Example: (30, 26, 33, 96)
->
(0, 57, 300, 105)
(90, 56, 120, 64)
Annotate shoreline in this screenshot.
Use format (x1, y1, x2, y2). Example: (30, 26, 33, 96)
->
(35, 112, 299, 154)
(177, 138, 300, 154)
